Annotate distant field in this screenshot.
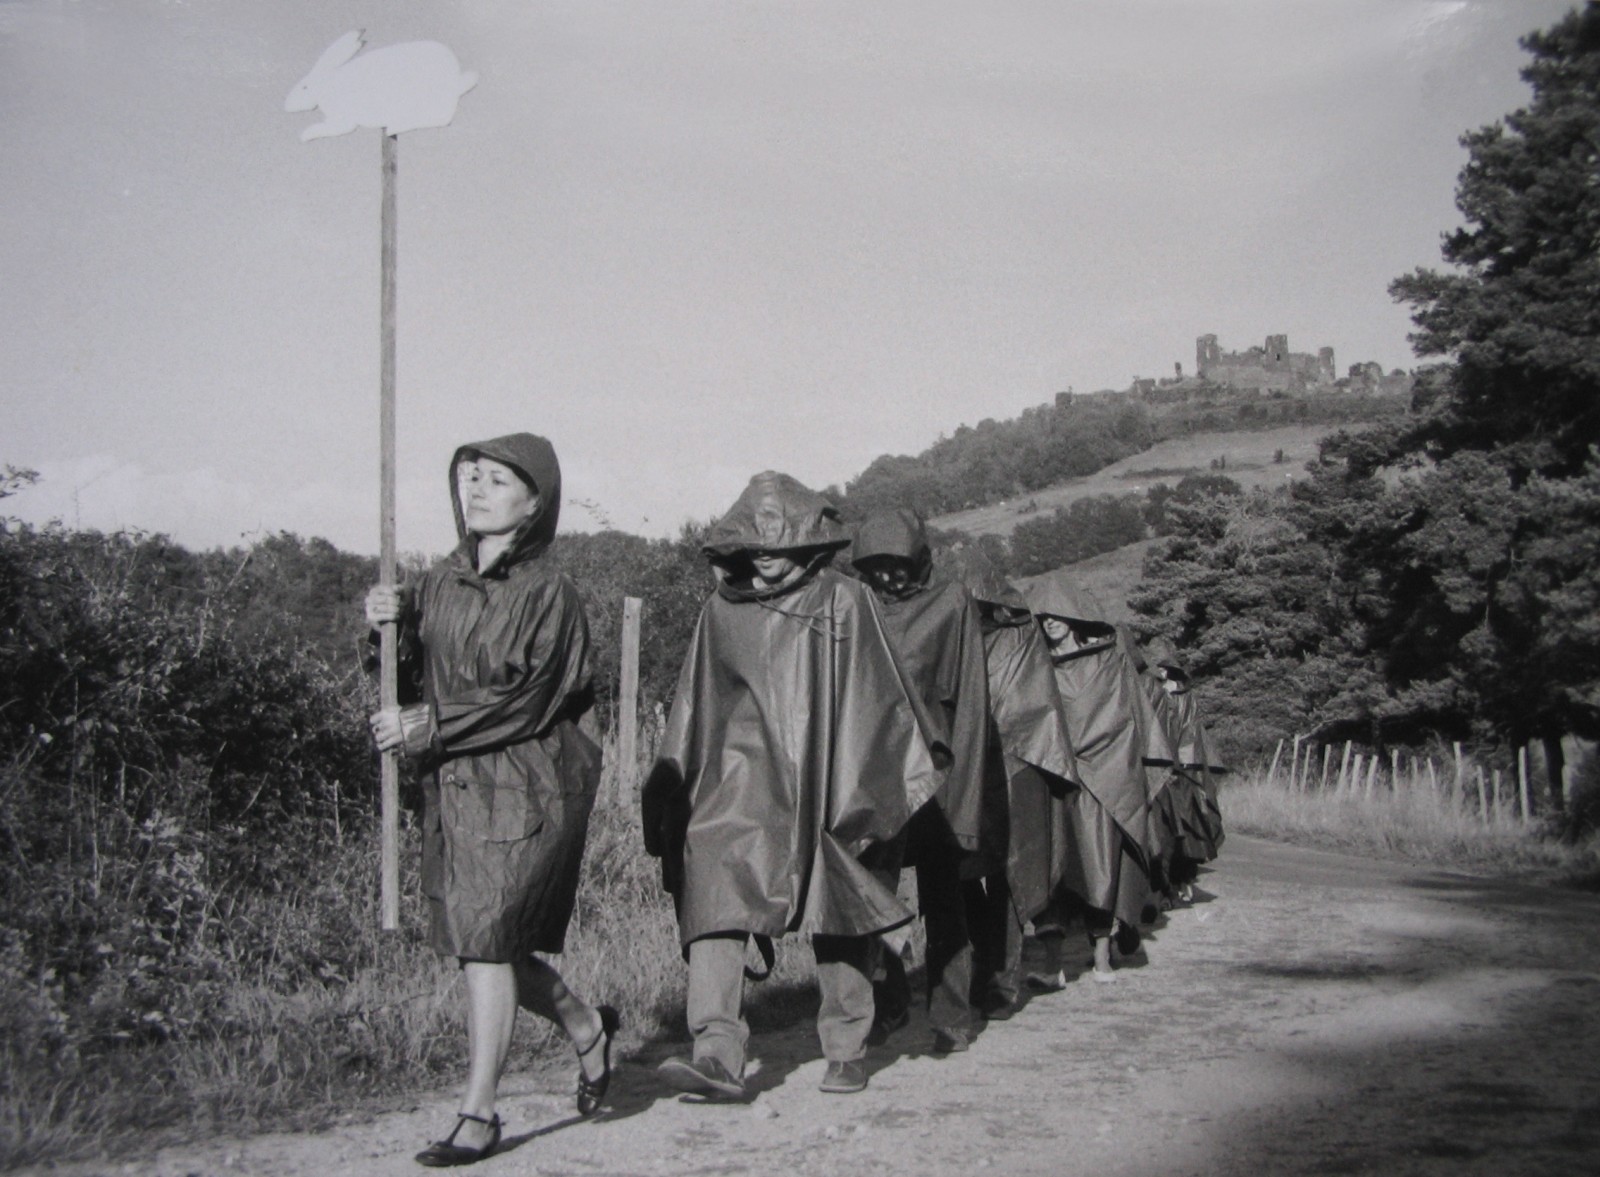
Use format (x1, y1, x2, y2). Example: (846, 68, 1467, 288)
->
(931, 423, 1329, 539)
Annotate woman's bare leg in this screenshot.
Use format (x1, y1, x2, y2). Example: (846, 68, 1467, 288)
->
(513, 956, 606, 1082)
(455, 961, 517, 1149)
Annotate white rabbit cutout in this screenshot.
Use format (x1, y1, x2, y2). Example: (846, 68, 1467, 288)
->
(285, 30, 477, 141)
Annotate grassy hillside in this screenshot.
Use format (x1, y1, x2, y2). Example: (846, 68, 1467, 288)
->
(931, 423, 1324, 539)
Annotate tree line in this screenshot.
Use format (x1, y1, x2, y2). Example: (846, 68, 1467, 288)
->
(1129, 4, 1600, 823)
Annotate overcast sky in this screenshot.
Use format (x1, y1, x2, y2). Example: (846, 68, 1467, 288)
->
(1, 0, 1578, 554)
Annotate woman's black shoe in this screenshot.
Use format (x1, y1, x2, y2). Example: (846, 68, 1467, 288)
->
(575, 1004, 621, 1116)
(415, 1112, 501, 1167)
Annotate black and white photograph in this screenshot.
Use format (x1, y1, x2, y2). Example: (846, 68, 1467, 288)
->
(3, 2, 1598, 1174)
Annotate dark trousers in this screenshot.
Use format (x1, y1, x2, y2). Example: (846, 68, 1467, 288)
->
(966, 874, 1022, 1007)
(876, 810, 976, 1036)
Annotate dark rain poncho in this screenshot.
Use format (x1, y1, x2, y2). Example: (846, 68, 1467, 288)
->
(642, 474, 943, 947)
(851, 511, 994, 866)
(947, 547, 1082, 922)
(1145, 636, 1226, 861)
(1023, 575, 1159, 926)
(1140, 670, 1192, 878)
(394, 433, 601, 962)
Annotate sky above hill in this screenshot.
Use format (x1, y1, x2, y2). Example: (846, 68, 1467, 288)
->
(1, 0, 1578, 554)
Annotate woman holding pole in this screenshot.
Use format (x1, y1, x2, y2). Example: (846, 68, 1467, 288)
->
(366, 433, 616, 1167)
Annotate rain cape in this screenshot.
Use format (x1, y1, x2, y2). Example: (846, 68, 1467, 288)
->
(1022, 573, 1160, 924)
(946, 545, 1082, 921)
(643, 474, 944, 947)
(851, 510, 994, 865)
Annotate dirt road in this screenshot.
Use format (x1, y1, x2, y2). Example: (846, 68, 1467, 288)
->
(54, 835, 1600, 1177)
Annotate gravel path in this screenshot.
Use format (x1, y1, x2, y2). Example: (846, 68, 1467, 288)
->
(47, 834, 1600, 1177)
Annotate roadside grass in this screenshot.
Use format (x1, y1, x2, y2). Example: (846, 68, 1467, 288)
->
(0, 730, 819, 1171)
(1222, 765, 1600, 884)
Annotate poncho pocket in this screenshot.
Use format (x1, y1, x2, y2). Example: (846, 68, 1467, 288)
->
(443, 770, 545, 843)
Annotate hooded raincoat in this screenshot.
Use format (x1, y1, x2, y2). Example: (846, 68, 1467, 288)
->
(1126, 632, 1185, 885)
(1145, 639, 1226, 861)
(1022, 575, 1160, 927)
(394, 433, 601, 962)
(850, 511, 995, 868)
(642, 474, 944, 947)
(946, 547, 1081, 923)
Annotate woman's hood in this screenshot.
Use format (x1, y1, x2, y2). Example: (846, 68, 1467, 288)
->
(1022, 569, 1110, 624)
(1143, 635, 1188, 680)
(449, 433, 562, 565)
(944, 544, 1028, 614)
(702, 471, 850, 556)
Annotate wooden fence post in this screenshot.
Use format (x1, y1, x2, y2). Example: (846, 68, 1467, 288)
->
(1390, 748, 1400, 793)
(1427, 759, 1441, 808)
(1350, 752, 1364, 800)
(617, 596, 643, 807)
(1453, 741, 1464, 798)
(1338, 741, 1353, 794)
(1365, 755, 1378, 799)
(1268, 738, 1284, 787)
(1475, 765, 1489, 828)
(1493, 768, 1503, 825)
(1289, 734, 1303, 792)
(1518, 745, 1531, 822)
(1320, 744, 1332, 792)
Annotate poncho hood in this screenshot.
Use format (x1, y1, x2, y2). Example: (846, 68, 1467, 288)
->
(1143, 635, 1188, 681)
(944, 544, 1029, 615)
(850, 509, 933, 595)
(702, 471, 850, 557)
(1023, 571, 1111, 626)
(449, 433, 562, 567)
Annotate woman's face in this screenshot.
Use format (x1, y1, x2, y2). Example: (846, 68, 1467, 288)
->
(751, 552, 801, 586)
(1040, 616, 1078, 649)
(458, 457, 539, 536)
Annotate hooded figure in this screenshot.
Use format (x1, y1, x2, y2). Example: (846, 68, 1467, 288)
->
(945, 545, 1084, 1015)
(642, 473, 944, 1097)
(1124, 629, 1184, 905)
(851, 509, 995, 1052)
(370, 433, 614, 1162)
(1145, 637, 1226, 873)
(1023, 573, 1168, 982)
(394, 433, 601, 960)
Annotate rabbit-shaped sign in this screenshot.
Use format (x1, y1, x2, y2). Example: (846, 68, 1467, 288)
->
(285, 30, 477, 140)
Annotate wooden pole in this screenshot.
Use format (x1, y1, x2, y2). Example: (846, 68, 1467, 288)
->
(1389, 748, 1399, 793)
(1338, 740, 1353, 794)
(1350, 752, 1364, 800)
(1518, 745, 1531, 822)
(1290, 734, 1303, 793)
(1365, 755, 1378, 799)
(1475, 765, 1489, 828)
(1268, 738, 1284, 787)
(1492, 768, 1503, 825)
(1320, 744, 1332, 792)
(617, 596, 643, 806)
(378, 132, 400, 932)
(1426, 759, 1440, 807)
(1453, 741, 1464, 798)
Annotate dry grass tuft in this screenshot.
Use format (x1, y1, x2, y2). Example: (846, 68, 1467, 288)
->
(1223, 766, 1600, 884)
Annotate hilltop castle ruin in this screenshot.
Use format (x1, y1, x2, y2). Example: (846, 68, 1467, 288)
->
(1197, 333, 1335, 391)
(1128, 333, 1411, 399)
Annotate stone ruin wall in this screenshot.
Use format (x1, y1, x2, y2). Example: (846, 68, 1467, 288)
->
(1196, 334, 1337, 392)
